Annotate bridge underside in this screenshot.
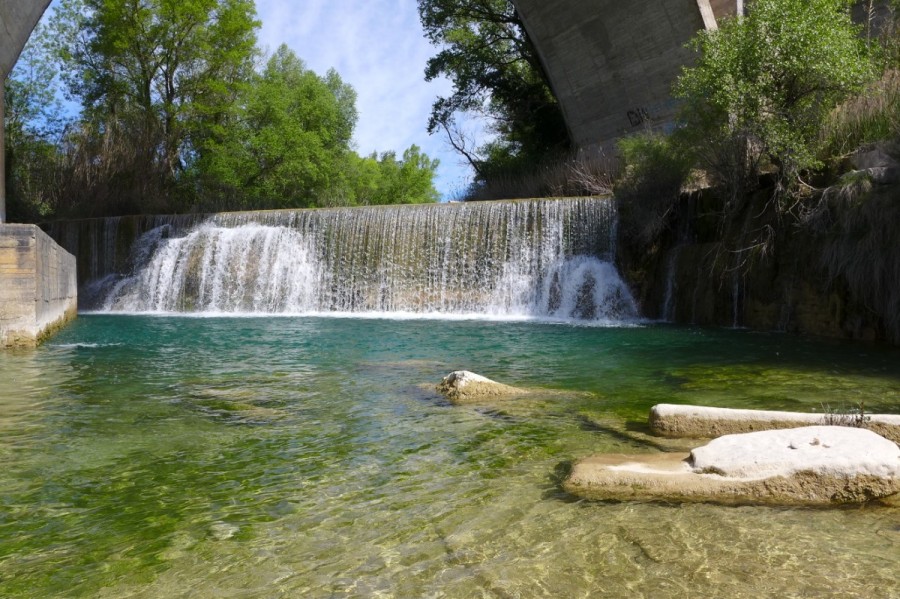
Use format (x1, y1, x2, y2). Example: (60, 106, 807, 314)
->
(513, 0, 739, 149)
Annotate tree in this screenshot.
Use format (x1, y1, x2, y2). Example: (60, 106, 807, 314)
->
(50, 0, 259, 214)
(3, 23, 66, 222)
(418, 0, 569, 183)
(674, 0, 874, 195)
(8, 2, 439, 218)
(197, 45, 439, 209)
(348, 146, 440, 206)
(197, 44, 358, 209)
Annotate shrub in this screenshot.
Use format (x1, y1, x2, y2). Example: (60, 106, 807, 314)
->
(675, 0, 874, 193)
(463, 151, 618, 201)
(615, 132, 692, 246)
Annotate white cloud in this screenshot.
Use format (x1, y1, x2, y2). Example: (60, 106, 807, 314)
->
(255, 0, 488, 200)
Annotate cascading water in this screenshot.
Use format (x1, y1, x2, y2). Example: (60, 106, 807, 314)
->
(50, 198, 639, 322)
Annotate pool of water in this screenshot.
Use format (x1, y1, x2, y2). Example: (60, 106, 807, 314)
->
(1, 315, 898, 597)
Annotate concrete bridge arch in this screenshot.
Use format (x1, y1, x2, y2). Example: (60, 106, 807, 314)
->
(512, 0, 740, 149)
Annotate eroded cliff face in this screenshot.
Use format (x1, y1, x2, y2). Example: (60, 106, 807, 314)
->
(618, 182, 898, 343)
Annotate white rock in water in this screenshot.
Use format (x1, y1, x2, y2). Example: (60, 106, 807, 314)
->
(564, 426, 900, 506)
(648, 403, 900, 443)
(689, 426, 900, 479)
(443, 370, 495, 387)
(209, 521, 239, 541)
(436, 370, 523, 403)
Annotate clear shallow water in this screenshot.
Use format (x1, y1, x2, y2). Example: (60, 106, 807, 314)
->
(1, 315, 899, 598)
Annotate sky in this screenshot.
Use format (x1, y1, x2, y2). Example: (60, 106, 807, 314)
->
(253, 0, 482, 200)
(36, 0, 484, 200)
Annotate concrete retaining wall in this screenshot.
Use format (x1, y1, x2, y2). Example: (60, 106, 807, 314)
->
(0, 224, 77, 348)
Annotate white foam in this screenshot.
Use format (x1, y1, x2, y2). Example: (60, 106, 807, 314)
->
(79, 199, 640, 323)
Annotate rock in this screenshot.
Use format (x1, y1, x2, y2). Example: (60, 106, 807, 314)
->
(436, 370, 524, 404)
(689, 426, 899, 479)
(864, 166, 900, 185)
(849, 144, 899, 170)
(649, 403, 900, 444)
(563, 426, 900, 506)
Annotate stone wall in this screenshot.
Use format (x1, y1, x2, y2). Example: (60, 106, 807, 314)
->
(0, 224, 77, 348)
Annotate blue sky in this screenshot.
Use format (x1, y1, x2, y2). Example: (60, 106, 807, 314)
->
(36, 0, 484, 200)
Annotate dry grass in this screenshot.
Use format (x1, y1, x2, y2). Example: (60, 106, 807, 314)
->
(821, 69, 900, 160)
(55, 118, 175, 218)
(463, 151, 619, 201)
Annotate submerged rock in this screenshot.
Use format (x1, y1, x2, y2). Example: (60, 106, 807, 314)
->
(436, 371, 525, 404)
(564, 426, 900, 506)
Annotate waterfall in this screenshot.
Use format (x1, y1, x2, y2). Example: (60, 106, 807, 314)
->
(48, 198, 639, 322)
(661, 246, 681, 322)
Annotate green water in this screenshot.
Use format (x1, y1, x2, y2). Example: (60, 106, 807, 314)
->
(1, 315, 898, 598)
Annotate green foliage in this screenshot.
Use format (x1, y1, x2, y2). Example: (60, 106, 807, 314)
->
(196, 44, 358, 210)
(5, 2, 439, 220)
(418, 0, 569, 186)
(615, 133, 692, 246)
(674, 0, 874, 190)
(3, 23, 67, 222)
(198, 46, 438, 210)
(350, 146, 440, 206)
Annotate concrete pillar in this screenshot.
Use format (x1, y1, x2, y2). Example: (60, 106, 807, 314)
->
(514, 0, 709, 148)
(697, 0, 719, 30)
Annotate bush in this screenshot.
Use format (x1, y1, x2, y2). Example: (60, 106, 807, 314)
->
(615, 132, 692, 246)
(675, 0, 874, 193)
(463, 151, 618, 201)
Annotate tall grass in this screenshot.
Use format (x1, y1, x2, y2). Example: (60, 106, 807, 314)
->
(820, 69, 900, 159)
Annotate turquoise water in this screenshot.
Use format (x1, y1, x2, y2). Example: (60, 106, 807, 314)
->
(1, 315, 898, 597)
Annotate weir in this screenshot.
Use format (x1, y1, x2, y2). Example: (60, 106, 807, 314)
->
(46, 198, 638, 321)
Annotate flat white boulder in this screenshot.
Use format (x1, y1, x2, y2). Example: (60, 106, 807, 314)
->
(564, 426, 900, 506)
(649, 403, 900, 443)
(436, 371, 524, 404)
(689, 426, 900, 479)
